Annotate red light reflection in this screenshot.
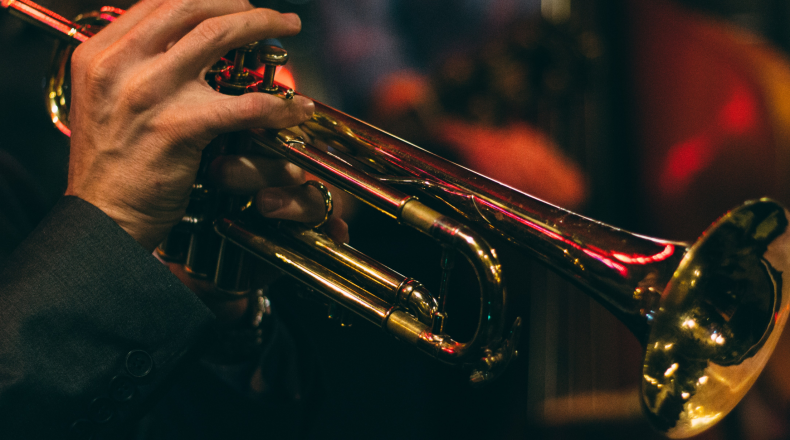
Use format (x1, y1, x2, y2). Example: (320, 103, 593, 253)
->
(662, 135, 713, 193)
(612, 244, 675, 264)
(275, 66, 295, 90)
(582, 249, 628, 277)
(659, 80, 760, 196)
(257, 66, 296, 90)
(476, 198, 629, 277)
(99, 6, 125, 15)
(54, 119, 71, 137)
(719, 84, 757, 135)
(99, 13, 117, 22)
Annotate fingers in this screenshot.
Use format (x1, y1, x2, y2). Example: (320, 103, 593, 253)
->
(82, 1, 301, 87)
(155, 86, 313, 148)
(256, 183, 333, 225)
(76, 0, 167, 54)
(256, 184, 348, 243)
(211, 156, 346, 241)
(209, 155, 303, 194)
(164, 8, 301, 78)
(212, 156, 347, 243)
(192, 91, 315, 138)
(94, 0, 253, 57)
(127, 0, 256, 55)
(323, 217, 350, 244)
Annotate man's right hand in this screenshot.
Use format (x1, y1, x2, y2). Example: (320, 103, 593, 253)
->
(65, 0, 316, 251)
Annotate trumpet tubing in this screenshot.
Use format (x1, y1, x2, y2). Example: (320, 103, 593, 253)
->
(6, 1, 790, 437)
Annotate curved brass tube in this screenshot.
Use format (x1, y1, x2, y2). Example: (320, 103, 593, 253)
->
(215, 211, 518, 383)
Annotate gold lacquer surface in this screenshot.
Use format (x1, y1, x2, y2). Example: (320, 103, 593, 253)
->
(642, 200, 790, 438)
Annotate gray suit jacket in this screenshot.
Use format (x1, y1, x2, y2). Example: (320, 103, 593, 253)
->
(0, 196, 215, 439)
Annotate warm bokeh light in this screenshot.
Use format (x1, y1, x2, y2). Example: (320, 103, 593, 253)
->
(720, 83, 758, 135)
(256, 65, 296, 90)
(661, 135, 713, 195)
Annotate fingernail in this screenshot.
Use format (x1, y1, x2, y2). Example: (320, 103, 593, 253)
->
(282, 13, 301, 27)
(258, 193, 283, 214)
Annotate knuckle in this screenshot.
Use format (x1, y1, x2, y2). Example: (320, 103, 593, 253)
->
(194, 17, 230, 46)
(251, 7, 274, 24)
(238, 96, 267, 125)
(172, 0, 198, 17)
(70, 44, 90, 70)
(119, 74, 158, 112)
(233, 0, 254, 13)
(71, 45, 107, 80)
(81, 51, 114, 86)
(175, 0, 251, 17)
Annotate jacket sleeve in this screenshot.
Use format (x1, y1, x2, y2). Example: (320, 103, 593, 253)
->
(0, 196, 216, 439)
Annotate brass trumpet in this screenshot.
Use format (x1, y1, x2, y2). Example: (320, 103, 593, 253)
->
(6, 1, 790, 437)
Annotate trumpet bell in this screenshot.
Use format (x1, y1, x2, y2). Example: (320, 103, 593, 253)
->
(642, 200, 790, 437)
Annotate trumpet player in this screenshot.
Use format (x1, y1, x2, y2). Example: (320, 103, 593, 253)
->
(0, 0, 346, 438)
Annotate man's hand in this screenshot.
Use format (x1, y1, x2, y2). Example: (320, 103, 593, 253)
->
(66, 0, 318, 251)
(209, 154, 349, 243)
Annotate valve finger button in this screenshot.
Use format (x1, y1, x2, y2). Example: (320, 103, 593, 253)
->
(258, 45, 289, 93)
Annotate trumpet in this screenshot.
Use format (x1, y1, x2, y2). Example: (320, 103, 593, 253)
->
(6, 0, 790, 437)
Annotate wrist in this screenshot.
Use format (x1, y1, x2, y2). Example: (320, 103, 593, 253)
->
(65, 190, 177, 252)
(92, 205, 170, 252)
